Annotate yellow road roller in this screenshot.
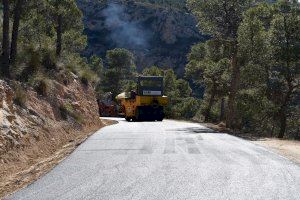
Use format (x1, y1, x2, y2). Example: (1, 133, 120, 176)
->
(116, 76, 168, 121)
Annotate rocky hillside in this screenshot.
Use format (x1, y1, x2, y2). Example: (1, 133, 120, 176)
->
(77, 0, 206, 75)
(0, 73, 103, 197)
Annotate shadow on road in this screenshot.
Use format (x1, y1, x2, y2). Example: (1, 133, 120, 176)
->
(165, 127, 222, 134)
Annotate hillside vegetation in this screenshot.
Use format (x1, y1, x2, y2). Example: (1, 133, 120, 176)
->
(86, 0, 300, 139)
(77, 0, 203, 75)
(187, 0, 299, 139)
(0, 1, 103, 197)
(136, 0, 187, 10)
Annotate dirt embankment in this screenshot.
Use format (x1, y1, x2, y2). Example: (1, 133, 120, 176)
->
(0, 75, 109, 199)
(252, 139, 300, 165)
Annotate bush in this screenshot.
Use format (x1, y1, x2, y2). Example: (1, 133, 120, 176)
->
(79, 69, 98, 86)
(12, 83, 27, 107)
(28, 74, 50, 97)
(173, 97, 201, 119)
(198, 99, 222, 123)
(42, 50, 57, 70)
(80, 72, 90, 86)
(10, 63, 26, 80)
(59, 103, 83, 123)
(35, 79, 49, 96)
(62, 53, 86, 75)
(21, 48, 41, 81)
(59, 103, 73, 120)
(28, 51, 41, 73)
(236, 89, 276, 135)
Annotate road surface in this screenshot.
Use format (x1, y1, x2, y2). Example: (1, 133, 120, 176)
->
(7, 118, 300, 200)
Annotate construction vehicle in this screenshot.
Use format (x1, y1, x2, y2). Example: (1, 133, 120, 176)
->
(97, 92, 118, 117)
(116, 76, 168, 121)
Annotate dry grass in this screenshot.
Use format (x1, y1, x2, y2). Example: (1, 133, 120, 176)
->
(253, 139, 300, 165)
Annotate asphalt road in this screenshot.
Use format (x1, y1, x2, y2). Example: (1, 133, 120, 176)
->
(7, 118, 300, 200)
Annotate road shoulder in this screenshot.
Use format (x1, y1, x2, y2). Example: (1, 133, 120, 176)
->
(201, 122, 300, 165)
(252, 139, 300, 165)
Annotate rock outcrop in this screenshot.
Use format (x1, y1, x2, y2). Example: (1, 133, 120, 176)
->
(77, 0, 206, 76)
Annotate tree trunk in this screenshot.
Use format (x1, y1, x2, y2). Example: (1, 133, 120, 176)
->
(2, 0, 10, 78)
(226, 45, 240, 129)
(277, 82, 293, 139)
(204, 84, 216, 122)
(56, 14, 62, 56)
(278, 106, 287, 139)
(10, 0, 24, 65)
(277, 15, 294, 139)
(220, 98, 225, 122)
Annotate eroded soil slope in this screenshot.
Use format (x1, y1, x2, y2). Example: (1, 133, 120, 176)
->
(0, 74, 103, 198)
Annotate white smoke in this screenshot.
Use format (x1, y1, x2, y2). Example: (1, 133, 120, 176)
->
(102, 2, 150, 50)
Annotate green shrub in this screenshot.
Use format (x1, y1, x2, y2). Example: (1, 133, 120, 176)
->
(59, 103, 83, 123)
(28, 50, 41, 74)
(10, 63, 26, 80)
(35, 79, 49, 96)
(42, 50, 57, 70)
(28, 74, 50, 97)
(12, 83, 27, 107)
(80, 71, 91, 86)
(79, 69, 98, 86)
(59, 103, 73, 120)
(193, 109, 205, 122)
(62, 53, 86, 75)
(174, 97, 201, 119)
(21, 48, 41, 81)
(65, 64, 77, 75)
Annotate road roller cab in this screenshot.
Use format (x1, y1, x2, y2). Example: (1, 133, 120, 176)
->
(116, 76, 168, 121)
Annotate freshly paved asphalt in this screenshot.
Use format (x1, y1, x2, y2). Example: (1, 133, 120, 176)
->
(6, 118, 300, 200)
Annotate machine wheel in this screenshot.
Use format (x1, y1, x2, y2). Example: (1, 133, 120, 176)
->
(135, 106, 165, 122)
(125, 117, 131, 122)
(157, 117, 164, 121)
(135, 107, 142, 121)
(155, 107, 164, 121)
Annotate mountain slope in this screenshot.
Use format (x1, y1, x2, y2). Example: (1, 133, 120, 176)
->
(77, 0, 206, 75)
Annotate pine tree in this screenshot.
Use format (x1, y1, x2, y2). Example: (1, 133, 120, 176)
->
(187, 0, 253, 128)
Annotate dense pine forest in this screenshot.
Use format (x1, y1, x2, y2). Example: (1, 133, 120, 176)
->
(0, 0, 96, 90)
(136, 0, 187, 9)
(187, 0, 299, 139)
(0, 0, 299, 139)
